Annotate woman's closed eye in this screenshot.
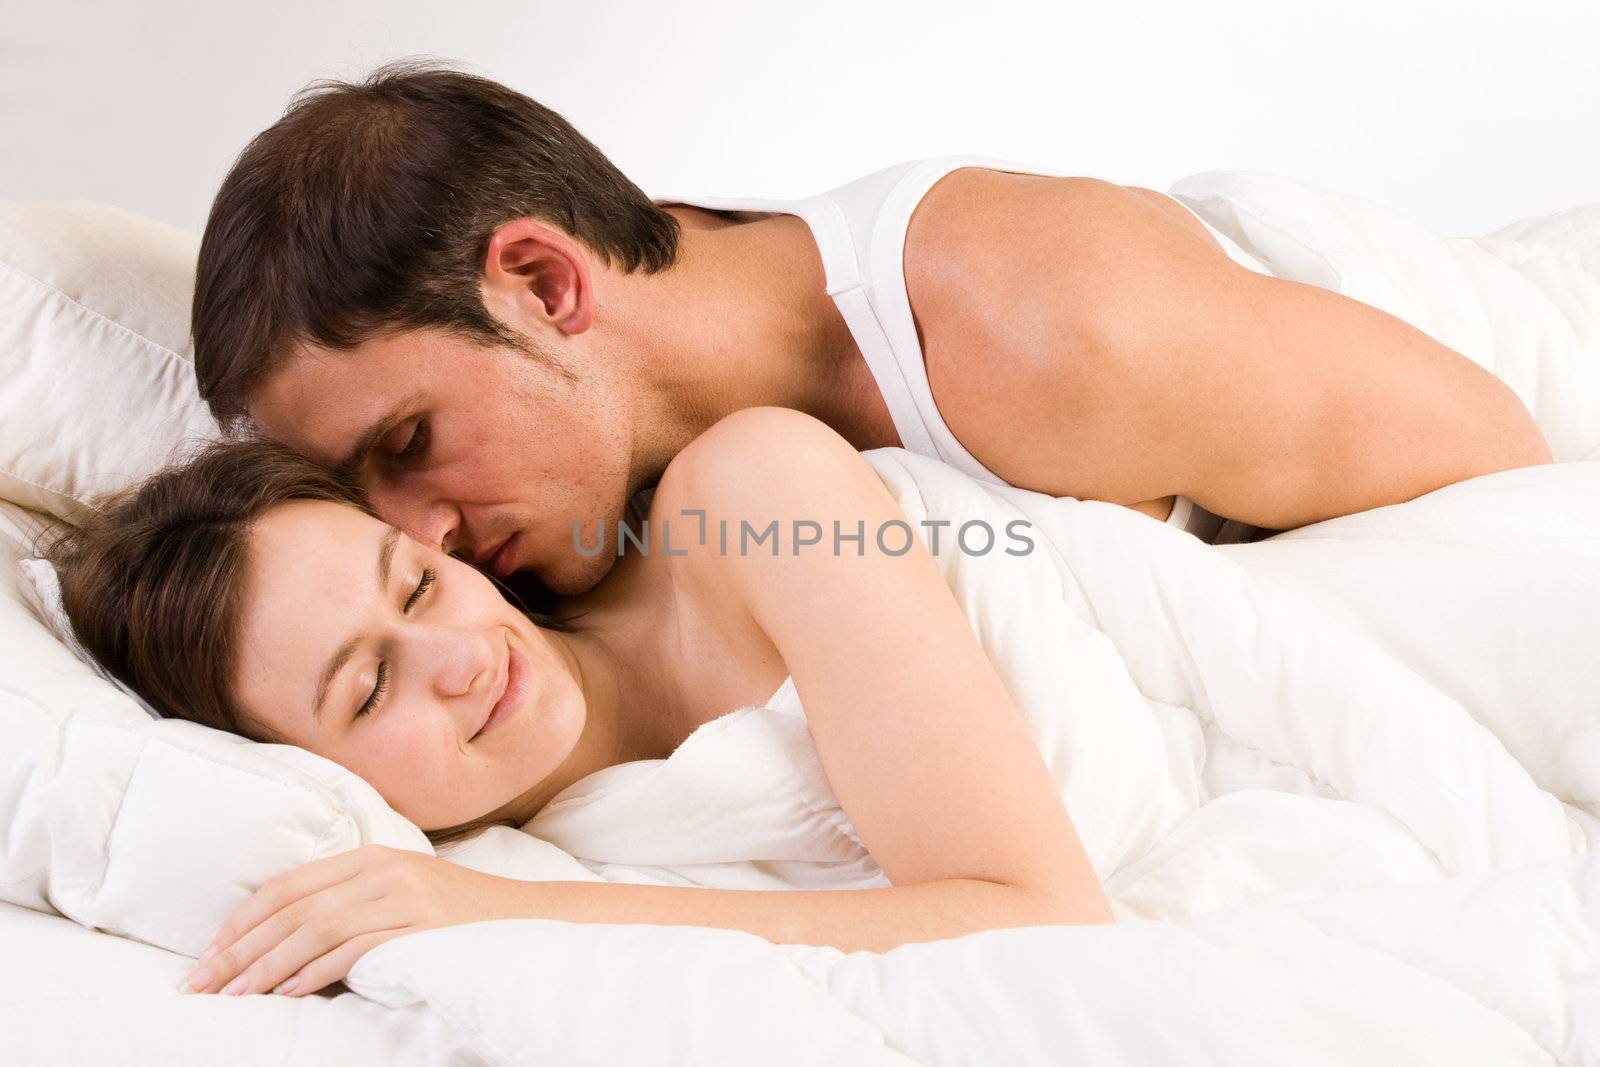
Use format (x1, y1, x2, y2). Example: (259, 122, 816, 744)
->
(356, 662, 389, 719)
(356, 566, 437, 719)
(404, 566, 436, 612)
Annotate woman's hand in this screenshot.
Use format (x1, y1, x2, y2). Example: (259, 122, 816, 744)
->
(180, 844, 528, 997)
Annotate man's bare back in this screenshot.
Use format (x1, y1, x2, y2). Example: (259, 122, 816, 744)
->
(901, 167, 1548, 530)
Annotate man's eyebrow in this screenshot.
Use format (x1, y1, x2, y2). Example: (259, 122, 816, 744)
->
(312, 525, 401, 724)
(333, 393, 425, 479)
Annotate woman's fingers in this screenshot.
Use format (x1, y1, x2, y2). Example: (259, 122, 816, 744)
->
(200, 848, 371, 964)
(196, 902, 403, 1004)
(271, 927, 411, 998)
(236, 902, 412, 1004)
(184, 874, 383, 994)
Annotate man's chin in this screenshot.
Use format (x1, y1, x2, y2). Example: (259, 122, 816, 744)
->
(502, 553, 617, 605)
(492, 567, 565, 614)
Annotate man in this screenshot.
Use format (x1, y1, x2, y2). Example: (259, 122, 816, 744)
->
(192, 62, 1550, 596)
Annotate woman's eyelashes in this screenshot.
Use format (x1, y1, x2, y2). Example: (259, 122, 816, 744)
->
(356, 566, 438, 720)
(404, 566, 436, 612)
(356, 663, 389, 719)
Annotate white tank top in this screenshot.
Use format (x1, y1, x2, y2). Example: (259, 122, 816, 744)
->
(665, 156, 1268, 544)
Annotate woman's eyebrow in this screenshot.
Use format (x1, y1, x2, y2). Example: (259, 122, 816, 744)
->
(311, 525, 402, 723)
(376, 524, 400, 591)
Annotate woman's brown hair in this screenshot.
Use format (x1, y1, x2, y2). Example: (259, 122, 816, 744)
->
(46, 438, 552, 847)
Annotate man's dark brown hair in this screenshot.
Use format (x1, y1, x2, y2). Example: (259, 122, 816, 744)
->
(192, 59, 681, 429)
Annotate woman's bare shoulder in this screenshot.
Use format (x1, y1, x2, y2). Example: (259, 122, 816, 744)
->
(646, 404, 900, 620)
(653, 406, 861, 518)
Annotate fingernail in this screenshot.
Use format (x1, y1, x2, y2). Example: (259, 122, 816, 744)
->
(221, 975, 249, 996)
(272, 976, 300, 996)
(179, 967, 212, 994)
(197, 946, 217, 967)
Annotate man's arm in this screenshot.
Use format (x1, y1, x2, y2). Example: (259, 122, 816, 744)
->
(907, 170, 1552, 529)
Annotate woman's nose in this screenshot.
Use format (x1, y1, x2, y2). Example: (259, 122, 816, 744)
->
(412, 625, 497, 699)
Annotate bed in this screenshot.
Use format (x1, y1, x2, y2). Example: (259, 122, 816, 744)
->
(2, 173, 1597, 1065)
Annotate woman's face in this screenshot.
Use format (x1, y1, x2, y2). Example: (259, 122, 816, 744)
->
(231, 500, 587, 830)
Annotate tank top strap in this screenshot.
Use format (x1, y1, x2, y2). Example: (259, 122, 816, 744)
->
(659, 157, 1267, 542)
(826, 157, 1019, 485)
(668, 159, 1071, 486)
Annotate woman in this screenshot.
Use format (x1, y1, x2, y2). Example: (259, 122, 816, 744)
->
(51, 406, 1111, 1000)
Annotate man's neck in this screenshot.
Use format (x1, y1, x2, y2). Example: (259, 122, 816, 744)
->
(600, 208, 900, 487)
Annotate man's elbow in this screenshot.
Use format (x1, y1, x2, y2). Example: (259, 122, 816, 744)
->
(1242, 386, 1552, 530)
(1392, 363, 1553, 492)
(1008, 880, 1116, 928)
(1462, 387, 1552, 477)
(1393, 385, 1551, 515)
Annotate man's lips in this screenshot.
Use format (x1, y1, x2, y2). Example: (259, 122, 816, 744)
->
(490, 532, 521, 578)
(473, 645, 525, 741)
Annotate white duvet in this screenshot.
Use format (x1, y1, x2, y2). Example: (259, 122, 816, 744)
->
(346, 448, 1600, 1066)
(337, 174, 1600, 1064)
(6, 172, 1600, 1065)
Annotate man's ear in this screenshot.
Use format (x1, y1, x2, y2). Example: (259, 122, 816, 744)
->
(482, 219, 596, 336)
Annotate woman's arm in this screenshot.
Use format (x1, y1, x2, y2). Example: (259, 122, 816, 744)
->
(185, 408, 1110, 998)
(655, 407, 1112, 933)
(186, 835, 1099, 998)
(513, 873, 1100, 954)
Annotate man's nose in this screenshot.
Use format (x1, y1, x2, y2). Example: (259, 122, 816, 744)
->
(420, 508, 461, 556)
(367, 484, 459, 553)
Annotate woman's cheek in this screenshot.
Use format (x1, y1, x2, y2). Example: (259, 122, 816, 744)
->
(360, 723, 455, 822)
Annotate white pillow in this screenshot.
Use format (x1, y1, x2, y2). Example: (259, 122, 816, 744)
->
(0, 514, 432, 961)
(0, 200, 218, 521)
(0, 203, 442, 958)
(0, 201, 592, 960)
(17, 556, 162, 719)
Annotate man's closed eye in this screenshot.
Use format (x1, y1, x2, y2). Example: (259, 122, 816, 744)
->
(390, 418, 430, 465)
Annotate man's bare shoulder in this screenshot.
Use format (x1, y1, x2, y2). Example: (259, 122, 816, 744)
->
(900, 168, 1235, 501)
(906, 168, 1224, 280)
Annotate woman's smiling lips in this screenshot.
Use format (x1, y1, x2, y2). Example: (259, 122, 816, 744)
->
(473, 644, 526, 741)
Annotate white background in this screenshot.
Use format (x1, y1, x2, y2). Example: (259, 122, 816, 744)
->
(2, 0, 1596, 237)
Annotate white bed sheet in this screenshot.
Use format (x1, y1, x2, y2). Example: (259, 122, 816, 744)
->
(0, 899, 483, 1067)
